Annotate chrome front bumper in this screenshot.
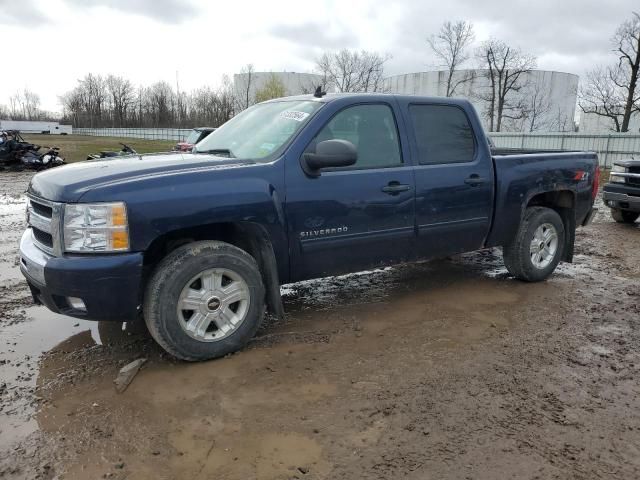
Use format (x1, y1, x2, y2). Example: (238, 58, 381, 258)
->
(19, 229, 49, 285)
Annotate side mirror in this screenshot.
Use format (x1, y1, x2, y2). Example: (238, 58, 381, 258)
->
(301, 139, 357, 177)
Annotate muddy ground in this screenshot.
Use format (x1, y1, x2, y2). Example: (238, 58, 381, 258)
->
(1, 171, 639, 480)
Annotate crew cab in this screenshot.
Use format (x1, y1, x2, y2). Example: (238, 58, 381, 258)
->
(603, 159, 640, 224)
(19, 94, 599, 361)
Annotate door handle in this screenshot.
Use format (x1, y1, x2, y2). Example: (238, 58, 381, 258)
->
(382, 182, 411, 195)
(464, 175, 487, 186)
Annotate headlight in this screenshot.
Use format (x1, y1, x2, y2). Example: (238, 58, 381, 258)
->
(610, 164, 627, 183)
(64, 202, 129, 252)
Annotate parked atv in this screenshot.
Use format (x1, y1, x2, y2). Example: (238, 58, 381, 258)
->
(0, 131, 65, 170)
(0, 130, 35, 165)
(20, 146, 66, 170)
(87, 143, 137, 160)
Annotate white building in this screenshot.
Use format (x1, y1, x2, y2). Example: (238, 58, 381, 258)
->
(233, 72, 324, 107)
(384, 69, 579, 133)
(0, 120, 72, 134)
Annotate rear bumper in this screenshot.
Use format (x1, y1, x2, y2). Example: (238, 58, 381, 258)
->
(19, 229, 144, 321)
(603, 185, 640, 212)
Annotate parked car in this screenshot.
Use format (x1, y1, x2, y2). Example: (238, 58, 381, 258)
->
(603, 160, 640, 224)
(173, 127, 216, 152)
(19, 93, 599, 361)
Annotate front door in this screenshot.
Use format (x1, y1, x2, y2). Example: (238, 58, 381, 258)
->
(285, 102, 416, 282)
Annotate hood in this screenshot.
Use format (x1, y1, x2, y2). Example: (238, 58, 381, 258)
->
(28, 152, 255, 202)
(615, 159, 640, 168)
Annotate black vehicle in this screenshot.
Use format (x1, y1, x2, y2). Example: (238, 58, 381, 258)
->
(0, 131, 65, 170)
(20, 146, 66, 170)
(0, 130, 34, 164)
(87, 143, 137, 160)
(603, 159, 640, 224)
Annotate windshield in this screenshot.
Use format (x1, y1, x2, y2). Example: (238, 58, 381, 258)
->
(185, 130, 202, 144)
(194, 100, 322, 160)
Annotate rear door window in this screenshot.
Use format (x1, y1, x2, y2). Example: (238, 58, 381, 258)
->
(409, 104, 476, 165)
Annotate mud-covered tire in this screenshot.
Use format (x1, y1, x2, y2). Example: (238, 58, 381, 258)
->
(503, 207, 565, 282)
(144, 241, 265, 361)
(611, 208, 639, 224)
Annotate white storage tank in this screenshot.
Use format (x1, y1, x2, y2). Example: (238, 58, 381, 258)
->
(384, 70, 579, 133)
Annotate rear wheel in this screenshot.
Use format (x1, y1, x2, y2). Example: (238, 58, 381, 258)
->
(611, 208, 639, 224)
(503, 207, 565, 282)
(144, 241, 265, 361)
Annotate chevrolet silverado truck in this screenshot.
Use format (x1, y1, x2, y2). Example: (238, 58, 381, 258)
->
(19, 93, 599, 361)
(603, 159, 640, 224)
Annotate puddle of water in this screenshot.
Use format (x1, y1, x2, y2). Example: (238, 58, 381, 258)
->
(0, 306, 102, 451)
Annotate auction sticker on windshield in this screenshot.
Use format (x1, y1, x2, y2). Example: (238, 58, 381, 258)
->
(279, 111, 310, 122)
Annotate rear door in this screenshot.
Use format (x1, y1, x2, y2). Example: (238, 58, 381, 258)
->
(285, 101, 416, 282)
(400, 101, 494, 258)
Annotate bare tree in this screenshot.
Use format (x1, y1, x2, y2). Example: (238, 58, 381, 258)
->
(427, 20, 475, 97)
(59, 88, 84, 126)
(235, 64, 255, 111)
(613, 12, 640, 132)
(20, 89, 41, 120)
(105, 75, 136, 127)
(579, 12, 640, 132)
(476, 39, 536, 132)
(521, 82, 553, 132)
(579, 67, 626, 132)
(316, 49, 391, 93)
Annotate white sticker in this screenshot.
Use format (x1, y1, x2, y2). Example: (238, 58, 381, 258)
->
(279, 110, 310, 122)
(260, 143, 276, 151)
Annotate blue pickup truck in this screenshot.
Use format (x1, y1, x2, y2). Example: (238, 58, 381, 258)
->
(20, 93, 599, 360)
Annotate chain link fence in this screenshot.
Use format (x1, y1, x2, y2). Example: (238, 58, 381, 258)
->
(73, 128, 192, 142)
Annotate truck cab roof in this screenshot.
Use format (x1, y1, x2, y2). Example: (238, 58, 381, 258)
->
(264, 92, 474, 108)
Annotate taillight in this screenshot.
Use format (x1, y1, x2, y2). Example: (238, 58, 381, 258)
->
(592, 165, 600, 200)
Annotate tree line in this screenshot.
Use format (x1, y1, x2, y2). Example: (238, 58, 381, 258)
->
(1, 12, 638, 132)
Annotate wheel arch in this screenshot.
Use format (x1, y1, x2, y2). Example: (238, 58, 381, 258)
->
(143, 221, 284, 319)
(525, 190, 576, 262)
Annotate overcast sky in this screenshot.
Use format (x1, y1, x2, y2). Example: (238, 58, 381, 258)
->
(0, 0, 636, 112)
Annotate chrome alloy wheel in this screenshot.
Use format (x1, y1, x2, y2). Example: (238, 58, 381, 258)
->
(177, 268, 251, 341)
(529, 223, 559, 269)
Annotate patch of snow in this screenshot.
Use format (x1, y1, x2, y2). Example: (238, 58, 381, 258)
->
(0, 194, 26, 219)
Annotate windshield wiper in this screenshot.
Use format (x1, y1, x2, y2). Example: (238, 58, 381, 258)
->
(195, 148, 236, 158)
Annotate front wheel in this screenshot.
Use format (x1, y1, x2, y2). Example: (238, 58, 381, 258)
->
(503, 207, 565, 282)
(144, 241, 265, 361)
(611, 208, 639, 224)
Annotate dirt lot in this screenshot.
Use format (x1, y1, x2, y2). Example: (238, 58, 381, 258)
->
(1, 171, 639, 480)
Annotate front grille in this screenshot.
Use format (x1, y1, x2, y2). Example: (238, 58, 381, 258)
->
(32, 228, 53, 248)
(27, 196, 62, 256)
(31, 201, 52, 218)
(626, 167, 640, 186)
